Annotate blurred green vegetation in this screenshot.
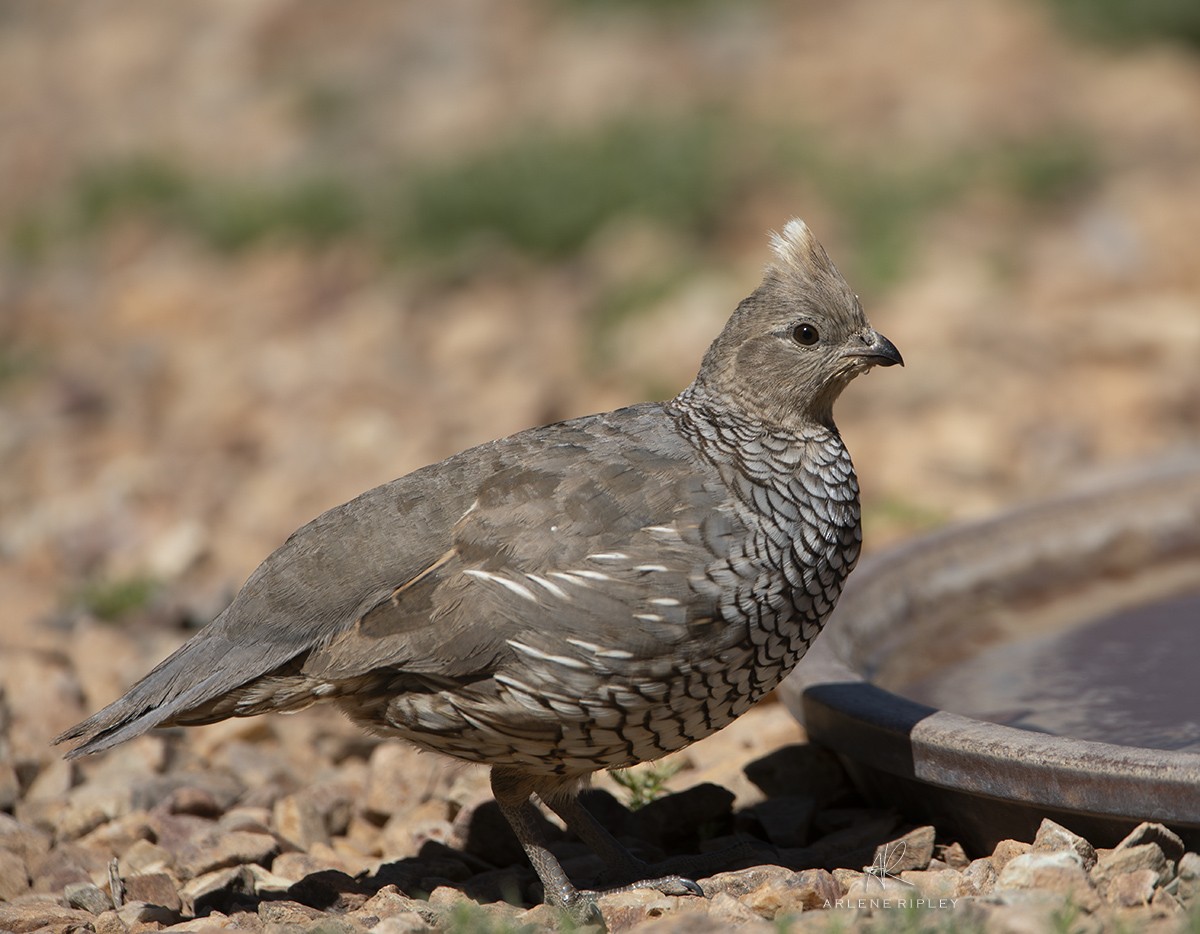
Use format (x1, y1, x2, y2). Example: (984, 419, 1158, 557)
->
(992, 133, 1098, 205)
(609, 759, 681, 809)
(440, 901, 540, 934)
(73, 157, 362, 252)
(74, 573, 160, 623)
(393, 116, 733, 259)
(0, 345, 41, 391)
(774, 129, 1098, 293)
(862, 495, 952, 539)
(5, 114, 1099, 305)
(1043, 0, 1200, 50)
(554, 0, 752, 14)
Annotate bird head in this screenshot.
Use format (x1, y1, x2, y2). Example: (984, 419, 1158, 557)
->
(693, 219, 902, 429)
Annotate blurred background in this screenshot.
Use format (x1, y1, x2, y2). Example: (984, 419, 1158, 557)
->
(1, 0, 1199, 756)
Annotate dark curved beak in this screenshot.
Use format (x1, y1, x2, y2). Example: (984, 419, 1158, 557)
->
(845, 329, 904, 367)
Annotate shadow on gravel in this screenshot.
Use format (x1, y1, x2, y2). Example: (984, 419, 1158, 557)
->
(189, 743, 911, 918)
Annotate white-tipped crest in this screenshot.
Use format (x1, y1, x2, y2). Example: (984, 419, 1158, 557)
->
(763, 217, 846, 294)
(769, 218, 818, 267)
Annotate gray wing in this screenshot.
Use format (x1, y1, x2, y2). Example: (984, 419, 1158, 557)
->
(300, 438, 742, 683)
(55, 403, 737, 755)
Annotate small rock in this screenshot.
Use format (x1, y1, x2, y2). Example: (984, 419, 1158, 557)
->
(990, 838, 1032, 874)
(22, 754, 77, 804)
(960, 857, 997, 896)
(842, 874, 916, 901)
(1108, 868, 1159, 907)
(700, 864, 795, 899)
(94, 908, 130, 934)
(709, 891, 766, 923)
(1116, 823, 1185, 864)
(0, 816, 52, 864)
(272, 849, 348, 883)
(0, 760, 20, 811)
(304, 780, 359, 838)
(831, 866, 860, 893)
(259, 899, 324, 924)
(180, 865, 256, 916)
(273, 850, 337, 882)
(133, 770, 244, 815)
(355, 885, 436, 923)
(57, 798, 117, 841)
(1095, 842, 1168, 884)
(426, 885, 472, 911)
(966, 890, 1075, 933)
(77, 735, 168, 790)
(392, 797, 459, 860)
(1176, 851, 1200, 906)
(313, 839, 373, 877)
(1032, 819, 1097, 871)
(742, 868, 839, 917)
(937, 841, 971, 869)
(177, 828, 278, 877)
(218, 806, 273, 834)
(899, 868, 961, 900)
(0, 848, 30, 900)
(0, 902, 97, 933)
(29, 841, 109, 892)
(1151, 886, 1184, 914)
(996, 850, 1100, 911)
(443, 767, 493, 813)
(164, 785, 224, 818)
(870, 825, 936, 874)
(274, 792, 331, 850)
(245, 863, 299, 895)
(116, 900, 181, 927)
(119, 838, 174, 874)
(121, 871, 182, 911)
(299, 916, 359, 934)
(371, 914, 436, 934)
(79, 811, 156, 855)
(364, 743, 427, 821)
(65, 880, 114, 914)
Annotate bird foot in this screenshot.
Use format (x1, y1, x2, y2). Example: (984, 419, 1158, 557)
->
(600, 873, 705, 898)
(549, 874, 705, 928)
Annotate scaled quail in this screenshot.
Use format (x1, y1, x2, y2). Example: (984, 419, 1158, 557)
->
(57, 219, 902, 917)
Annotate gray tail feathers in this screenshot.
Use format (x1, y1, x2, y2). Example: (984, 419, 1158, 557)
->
(54, 629, 291, 758)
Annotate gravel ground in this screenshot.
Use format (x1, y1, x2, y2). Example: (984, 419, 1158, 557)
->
(2, 609, 1199, 932)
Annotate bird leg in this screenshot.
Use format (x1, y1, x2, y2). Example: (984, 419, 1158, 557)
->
(489, 768, 703, 925)
(541, 790, 703, 897)
(490, 768, 603, 923)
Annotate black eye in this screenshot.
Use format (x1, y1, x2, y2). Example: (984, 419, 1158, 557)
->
(792, 323, 819, 345)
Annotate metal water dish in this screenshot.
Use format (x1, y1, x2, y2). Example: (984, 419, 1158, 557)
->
(780, 452, 1200, 853)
